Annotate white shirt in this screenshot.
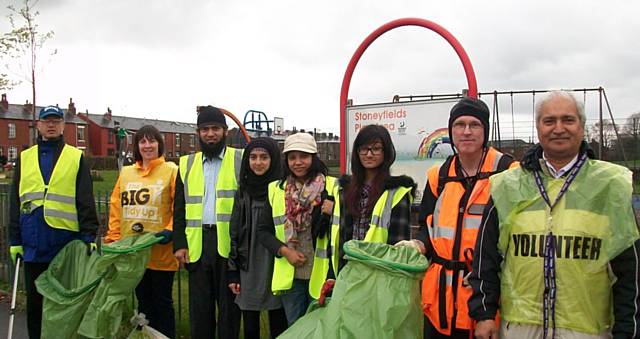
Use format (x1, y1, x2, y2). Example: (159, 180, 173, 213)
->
(542, 153, 579, 179)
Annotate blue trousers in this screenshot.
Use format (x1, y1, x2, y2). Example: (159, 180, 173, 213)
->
(280, 279, 312, 326)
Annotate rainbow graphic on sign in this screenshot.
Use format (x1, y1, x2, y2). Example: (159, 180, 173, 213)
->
(417, 128, 452, 159)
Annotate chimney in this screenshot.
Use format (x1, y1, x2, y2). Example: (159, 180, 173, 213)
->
(104, 107, 112, 120)
(68, 98, 76, 115)
(23, 100, 33, 115)
(0, 93, 8, 112)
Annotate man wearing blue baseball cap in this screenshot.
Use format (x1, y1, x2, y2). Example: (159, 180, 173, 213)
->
(8, 105, 99, 338)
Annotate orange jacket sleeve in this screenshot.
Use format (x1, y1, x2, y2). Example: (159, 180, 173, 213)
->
(105, 176, 122, 243)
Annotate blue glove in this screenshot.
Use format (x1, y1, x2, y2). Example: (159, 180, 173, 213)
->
(155, 230, 173, 244)
(10, 246, 24, 264)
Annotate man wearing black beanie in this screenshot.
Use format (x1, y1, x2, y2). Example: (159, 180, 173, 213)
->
(173, 105, 242, 338)
(408, 97, 517, 338)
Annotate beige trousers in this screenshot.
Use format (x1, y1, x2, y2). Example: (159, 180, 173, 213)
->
(500, 322, 611, 339)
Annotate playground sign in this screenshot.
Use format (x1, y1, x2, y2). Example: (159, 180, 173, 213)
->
(345, 99, 457, 201)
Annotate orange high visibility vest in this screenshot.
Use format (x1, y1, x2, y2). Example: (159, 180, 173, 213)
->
(421, 147, 516, 335)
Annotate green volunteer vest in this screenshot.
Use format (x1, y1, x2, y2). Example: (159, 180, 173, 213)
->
(179, 148, 242, 261)
(330, 185, 413, 275)
(269, 176, 336, 299)
(491, 160, 639, 335)
(19, 144, 82, 231)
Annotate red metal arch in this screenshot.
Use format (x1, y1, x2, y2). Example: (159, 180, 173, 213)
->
(220, 108, 252, 143)
(339, 18, 478, 173)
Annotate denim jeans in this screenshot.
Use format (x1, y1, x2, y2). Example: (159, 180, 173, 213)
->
(280, 279, 313, 325)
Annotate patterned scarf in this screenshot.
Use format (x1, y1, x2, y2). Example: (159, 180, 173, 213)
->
(283, 173, 325, 244)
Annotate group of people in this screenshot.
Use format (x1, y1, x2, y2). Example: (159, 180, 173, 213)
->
(8, 90, 640, 339)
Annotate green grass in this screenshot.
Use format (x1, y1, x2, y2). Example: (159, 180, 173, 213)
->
(92, 170, 120, 194)
(328, 166, 340, 177)
(0, 169, 13, 184)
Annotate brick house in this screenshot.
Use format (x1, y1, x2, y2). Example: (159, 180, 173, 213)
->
(0, 94, 89, 161)
(78, 109, 199, 157)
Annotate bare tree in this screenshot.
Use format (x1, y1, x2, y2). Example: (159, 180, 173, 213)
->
(4, 0, 56, 144)
(590, 119, 616, 148)
(624, 112, 640, 138)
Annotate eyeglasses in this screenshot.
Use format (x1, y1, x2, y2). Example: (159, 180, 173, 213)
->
(452, 121, 483, 131)
(357, 145, 384, 155)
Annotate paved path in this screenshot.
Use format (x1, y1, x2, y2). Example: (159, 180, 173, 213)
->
(0, 292, 28, 339)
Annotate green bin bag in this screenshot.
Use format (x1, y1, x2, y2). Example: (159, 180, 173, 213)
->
(35, 240, 105, 339)
(278, 240, 429, 339)
(36, 233, 160, 339)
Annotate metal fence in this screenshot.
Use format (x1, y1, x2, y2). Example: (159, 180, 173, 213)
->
(0, 184, 13, 286)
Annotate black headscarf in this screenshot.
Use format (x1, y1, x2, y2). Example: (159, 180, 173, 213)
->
(239, 137, 282, 200)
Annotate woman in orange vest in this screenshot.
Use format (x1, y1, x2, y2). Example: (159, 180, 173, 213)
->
(106, 125, 179, 338)
(408, 98, 515, 338)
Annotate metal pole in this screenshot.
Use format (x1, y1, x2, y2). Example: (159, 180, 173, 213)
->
(599, 88, 604, 159)
(495, 91, 501, 148)
(602, 88, 628, 162)
(634, 117, 639, 170)
(7, 256, 21, 339)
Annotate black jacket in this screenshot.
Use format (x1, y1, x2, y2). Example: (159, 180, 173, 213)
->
(335, 174, 415, 272)
(172, 169, 187, 252)
(468, 143, 640, 339)
(227, 190, 253, 274)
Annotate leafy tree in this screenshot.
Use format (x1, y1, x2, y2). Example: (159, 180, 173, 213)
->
(4, 0, 56, 144)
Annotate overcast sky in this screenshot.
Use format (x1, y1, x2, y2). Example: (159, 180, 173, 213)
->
(1, 0, 638, 139)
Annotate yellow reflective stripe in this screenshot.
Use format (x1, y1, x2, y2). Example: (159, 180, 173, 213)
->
(217, 190, 236, 198)
(444, 271, 464, 286)
(431, 225, 455, 240)
(20, 191, 44, 202)
(332, 215, 340, 225)
(432, 194, 444, 230)
(217, 213, 232, 222)
(315, 247, 328, 258)
(186, 219, 201, 227)
(185, 196, 202, 204)
(46, 193, 75, 204)
(370, 188, 397, 230)
(464, 217, 482, 229)
(492, 153, 504, 172)
(45, 209, 77, 221)
(234, 148, 242, 183)
(273, 215, 287, 226)
(183, 153, 196, 197)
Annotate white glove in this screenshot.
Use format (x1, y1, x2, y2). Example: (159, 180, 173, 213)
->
(394, 239, 426, 254)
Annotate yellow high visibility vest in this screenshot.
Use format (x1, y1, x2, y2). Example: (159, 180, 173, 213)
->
(269, 176, 337, 299)
(330, 184, 413, 274)
(179, 148, 242, 261)
(491, 160, 639, 335)
(19, 144, 82, 231)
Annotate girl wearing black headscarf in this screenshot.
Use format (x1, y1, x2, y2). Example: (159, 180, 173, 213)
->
(227, 137, 287, 338)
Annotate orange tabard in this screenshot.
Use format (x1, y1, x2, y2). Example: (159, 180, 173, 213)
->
(421, 147, 514, 335)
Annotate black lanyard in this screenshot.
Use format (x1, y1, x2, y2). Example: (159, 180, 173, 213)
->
(532, 152, 587, 339)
